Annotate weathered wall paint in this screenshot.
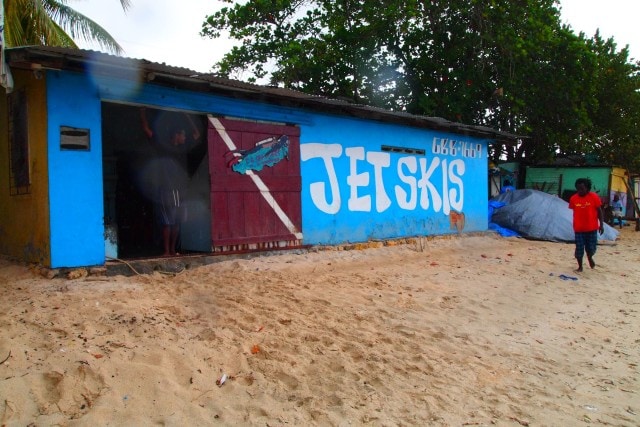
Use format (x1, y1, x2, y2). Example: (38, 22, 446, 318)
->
(0, 70, 51, 265)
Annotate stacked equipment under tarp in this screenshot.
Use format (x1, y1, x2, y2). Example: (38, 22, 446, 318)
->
(490, 189, 619, 242)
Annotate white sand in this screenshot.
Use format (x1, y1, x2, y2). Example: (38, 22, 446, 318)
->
(1, 229, 638, 426)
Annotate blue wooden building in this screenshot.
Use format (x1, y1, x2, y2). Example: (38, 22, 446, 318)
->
(0, 46, 516, 268)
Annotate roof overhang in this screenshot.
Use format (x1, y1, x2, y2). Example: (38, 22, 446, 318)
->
(6, 46, 522, 142)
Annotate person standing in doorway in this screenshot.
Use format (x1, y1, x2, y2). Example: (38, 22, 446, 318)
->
(140, 108, 201, 256)
(568, 178, 604, 272)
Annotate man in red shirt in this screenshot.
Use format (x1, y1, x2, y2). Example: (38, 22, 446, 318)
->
(569, 178, 605, 272)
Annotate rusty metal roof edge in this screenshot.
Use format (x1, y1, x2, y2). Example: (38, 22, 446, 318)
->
(7, 46, 522, 141)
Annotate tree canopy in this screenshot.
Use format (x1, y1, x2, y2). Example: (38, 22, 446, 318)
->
(3, 0, 131, 54)
(202, 0, 640, 170)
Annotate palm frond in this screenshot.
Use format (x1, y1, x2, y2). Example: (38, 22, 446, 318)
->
(47, 2, 124, 54)
(3, 0, 126, 54)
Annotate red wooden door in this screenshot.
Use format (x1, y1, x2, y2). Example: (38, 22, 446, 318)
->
(208, 116, 302, 252)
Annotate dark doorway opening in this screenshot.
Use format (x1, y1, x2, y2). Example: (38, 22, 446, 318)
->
(101, 103, 211, 259)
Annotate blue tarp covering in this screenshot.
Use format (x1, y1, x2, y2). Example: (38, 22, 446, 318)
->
(490, 189, 619, 242)
(488, 200, 520, 237)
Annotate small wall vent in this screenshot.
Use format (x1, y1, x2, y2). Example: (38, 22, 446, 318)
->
(60, 126, 90, 150)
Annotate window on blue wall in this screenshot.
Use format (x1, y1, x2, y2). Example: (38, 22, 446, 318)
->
(381, 145, 425, 156)
(8, 89, 30, 195)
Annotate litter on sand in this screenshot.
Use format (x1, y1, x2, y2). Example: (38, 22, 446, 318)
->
(216, 373, 228, 387)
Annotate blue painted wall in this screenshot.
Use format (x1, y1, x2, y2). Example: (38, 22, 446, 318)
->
(45, 69, 489, 266)
(47, 71, 105, 267)
(300, 115, 489, 244)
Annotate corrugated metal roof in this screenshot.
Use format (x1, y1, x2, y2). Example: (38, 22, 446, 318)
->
(6, 45, 520, 141)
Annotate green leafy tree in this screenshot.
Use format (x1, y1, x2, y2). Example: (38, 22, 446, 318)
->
(581, 33, 640, 170)
(202, 0, 385, 103)
(204, 0, 640, 169)
(486, 23, 640, 169)
(202, 0, 560, 116)
(487, 25, 600, 163)
(3, 0, 131, 54)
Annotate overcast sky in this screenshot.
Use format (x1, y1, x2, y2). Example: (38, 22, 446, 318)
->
(72, 0, 639, 73)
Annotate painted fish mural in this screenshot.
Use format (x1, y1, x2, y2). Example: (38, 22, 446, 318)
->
(225, 135, 289, 174)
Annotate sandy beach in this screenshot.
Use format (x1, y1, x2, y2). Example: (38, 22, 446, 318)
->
(0, 229, 638, 426)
